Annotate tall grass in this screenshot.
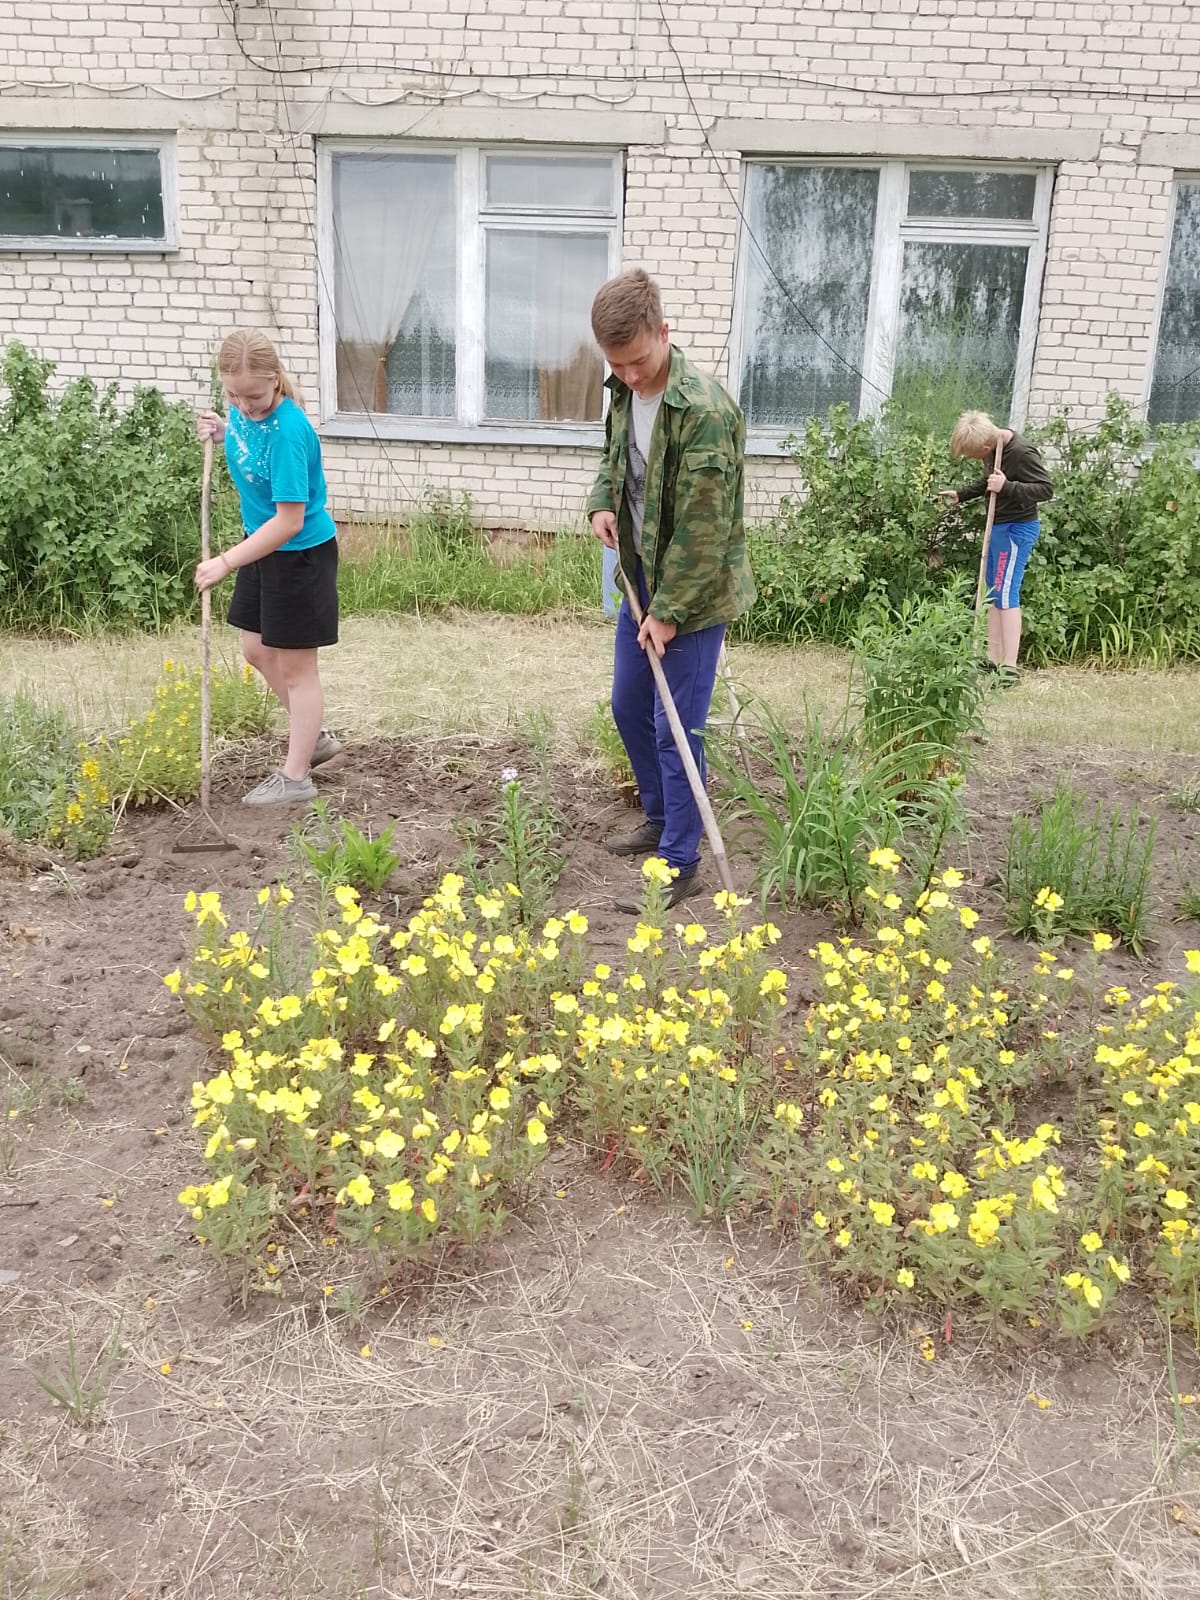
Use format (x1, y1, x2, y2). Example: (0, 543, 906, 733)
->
(338, 494, 599, 620)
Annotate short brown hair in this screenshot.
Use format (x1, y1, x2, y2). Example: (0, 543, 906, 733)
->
(590, 269, 664, 349)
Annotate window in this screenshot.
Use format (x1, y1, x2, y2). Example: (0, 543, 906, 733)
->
(322, 145, 622, 436)
(734, 161, 1051, 437)
(0, 137, 174, 250)
(1149, 179, 1200, 427)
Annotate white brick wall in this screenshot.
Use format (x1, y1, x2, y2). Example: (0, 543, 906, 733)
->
(2, 1, 1199, 524)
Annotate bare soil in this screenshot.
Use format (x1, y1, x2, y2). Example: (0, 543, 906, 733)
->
(3, 736, 1200, 1600)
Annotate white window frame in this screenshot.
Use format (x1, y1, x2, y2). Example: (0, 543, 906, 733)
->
(317, 141, 623, 445)
(729, 158, 1052, 453)
(0, 132, 177, 253)
(1146, 173, 1200, 424)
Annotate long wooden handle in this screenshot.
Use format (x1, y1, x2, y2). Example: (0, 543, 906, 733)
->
(974, 436, 1005, 616)
(618, 569, 736, 895)
(200, 439, 214, 813)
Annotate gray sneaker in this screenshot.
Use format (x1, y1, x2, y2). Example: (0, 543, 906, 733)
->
(242, 770, 317, 807)
(311, 729, 345, 768)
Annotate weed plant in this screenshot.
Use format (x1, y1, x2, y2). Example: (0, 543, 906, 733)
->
(1004, 782, 1157, 951)
(293, 800, 400, 895)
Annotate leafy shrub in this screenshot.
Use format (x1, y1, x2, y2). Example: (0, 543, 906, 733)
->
(0, 342, 241, 632)
(0, 694, 79, 840)
(851, 587, 985, 777)
(737, 393, 1200, 665)
(1003, 782, 1157, 952)
(457, 767, 564, 925)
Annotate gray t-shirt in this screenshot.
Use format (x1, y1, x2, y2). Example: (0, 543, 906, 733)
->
(624, 389, 664, 557)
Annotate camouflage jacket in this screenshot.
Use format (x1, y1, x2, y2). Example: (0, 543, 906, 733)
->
(585, 345, 756, 634)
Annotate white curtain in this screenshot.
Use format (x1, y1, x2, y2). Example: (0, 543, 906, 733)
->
(334, 156, 448, 412)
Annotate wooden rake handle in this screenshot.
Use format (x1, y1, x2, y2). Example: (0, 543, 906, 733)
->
(617, 567, 736, 895)
(974, 436, 1005, 617)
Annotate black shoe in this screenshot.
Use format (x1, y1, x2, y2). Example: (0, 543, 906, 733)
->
(604, 820, 664, 857)
(614, 868, 699, 915)
(995, 666, 1022, 689)
(977, 659, 999, 675)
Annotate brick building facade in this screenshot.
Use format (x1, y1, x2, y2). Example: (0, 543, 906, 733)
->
(1, 2, 1198, 527)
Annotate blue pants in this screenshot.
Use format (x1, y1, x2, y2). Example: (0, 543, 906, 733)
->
(987, 519, 1039, 609)
(611, 573, 725, 876)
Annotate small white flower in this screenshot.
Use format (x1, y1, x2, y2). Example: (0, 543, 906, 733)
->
(501, 767, 519, 784)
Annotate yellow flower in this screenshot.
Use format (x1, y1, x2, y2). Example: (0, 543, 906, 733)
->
(386, 1180, 415, 1212)
(163, 970, 182, 994)
(345, 1174, 375, 1206)
(867, 1200, 895, 1227)
(642, 856, 674, 887)
(526, 1118, 548, 1146)
(812, 1211, 829, 1230)
(1079, 1232, 1103, 1253)
(868, 847, 901, 873)
(958, 907, 979, 929)
(1034, 887, 1064, 912)
(489, 1085, 512, 1112)
(896, 1268, 915, 1289)
(1092, 932, 1115, 953)
(1164, 1189, 1190, 1211)
(421, 1197, 438, 1224)
(940, 868, 964, 889)
(834, 1229, 852, 1248)
(1186, 950, 1200, 975)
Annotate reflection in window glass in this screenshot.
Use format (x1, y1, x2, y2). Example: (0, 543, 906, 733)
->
(332, 153, 457, 417)
(893, 241, 1028, 431)
(907, 169, 1037, 221)
(486, 155, 614, 212)
(0, 145, 164, 240)
(1149, 182, 1200, 427)
(484, 231, 608, 422)
(739, 165, 879, 427)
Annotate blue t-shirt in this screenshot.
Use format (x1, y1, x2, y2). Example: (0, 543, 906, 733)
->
(225, 397, 337, 552)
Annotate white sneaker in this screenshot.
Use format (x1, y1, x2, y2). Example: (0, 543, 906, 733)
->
(242, 770, 317, 807)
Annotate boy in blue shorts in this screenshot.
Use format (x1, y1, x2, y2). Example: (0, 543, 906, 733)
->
(940, 410, 1053, 685)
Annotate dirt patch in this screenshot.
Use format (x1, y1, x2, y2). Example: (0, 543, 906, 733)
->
(3, 736, 1200, 1599)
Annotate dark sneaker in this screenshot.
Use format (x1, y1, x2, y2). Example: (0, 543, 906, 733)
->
(311, 729, 344, 768)
(995, 666, 1022, 689)
(242, 770, 317, 807)
(977, 659, 999, 675)
(615, 868, 699, 915)
(604, 820, 664, 857)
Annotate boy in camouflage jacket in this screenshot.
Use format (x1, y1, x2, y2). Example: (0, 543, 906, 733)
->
(586, 269, 755, 910)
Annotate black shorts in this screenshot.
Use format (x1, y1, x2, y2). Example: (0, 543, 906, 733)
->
(227, 537, 339, 649)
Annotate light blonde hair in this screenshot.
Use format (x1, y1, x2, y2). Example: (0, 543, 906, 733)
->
(216, 329, 300, 403)
(590, 268, 664, 349)
(949, 409, 1003, 458)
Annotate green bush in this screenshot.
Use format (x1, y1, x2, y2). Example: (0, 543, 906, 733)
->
(0, 343, 242, 632)
(736, 394, 1200, 665)
(0, 694, 80, 840)
(851, 587, 985, 778)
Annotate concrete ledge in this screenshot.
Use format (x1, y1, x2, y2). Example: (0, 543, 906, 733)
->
(709, 118, 1102, 163)
(1140, 134, 1200, 168)
(0, 95, 236, 132)
(310, 102, 666, 146)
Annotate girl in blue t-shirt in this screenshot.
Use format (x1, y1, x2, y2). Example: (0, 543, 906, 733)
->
(195, 330, 342, 806)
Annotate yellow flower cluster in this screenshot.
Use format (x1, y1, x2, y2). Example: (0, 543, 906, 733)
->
(47, 659, 266, 859)
(170, 873, 588, 1265)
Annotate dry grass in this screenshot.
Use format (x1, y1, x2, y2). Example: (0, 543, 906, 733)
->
(5, 1160, 1200, 1599)
(5, 613, 1200, 758)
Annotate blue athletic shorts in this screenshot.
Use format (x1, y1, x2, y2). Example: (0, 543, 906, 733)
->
(986, 519, 1040, 609)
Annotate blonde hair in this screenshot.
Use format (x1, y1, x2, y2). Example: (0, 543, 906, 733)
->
(216, 329, 300, 403)
(949, 410, 1002, 458)
(590, 268, 664, 349)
